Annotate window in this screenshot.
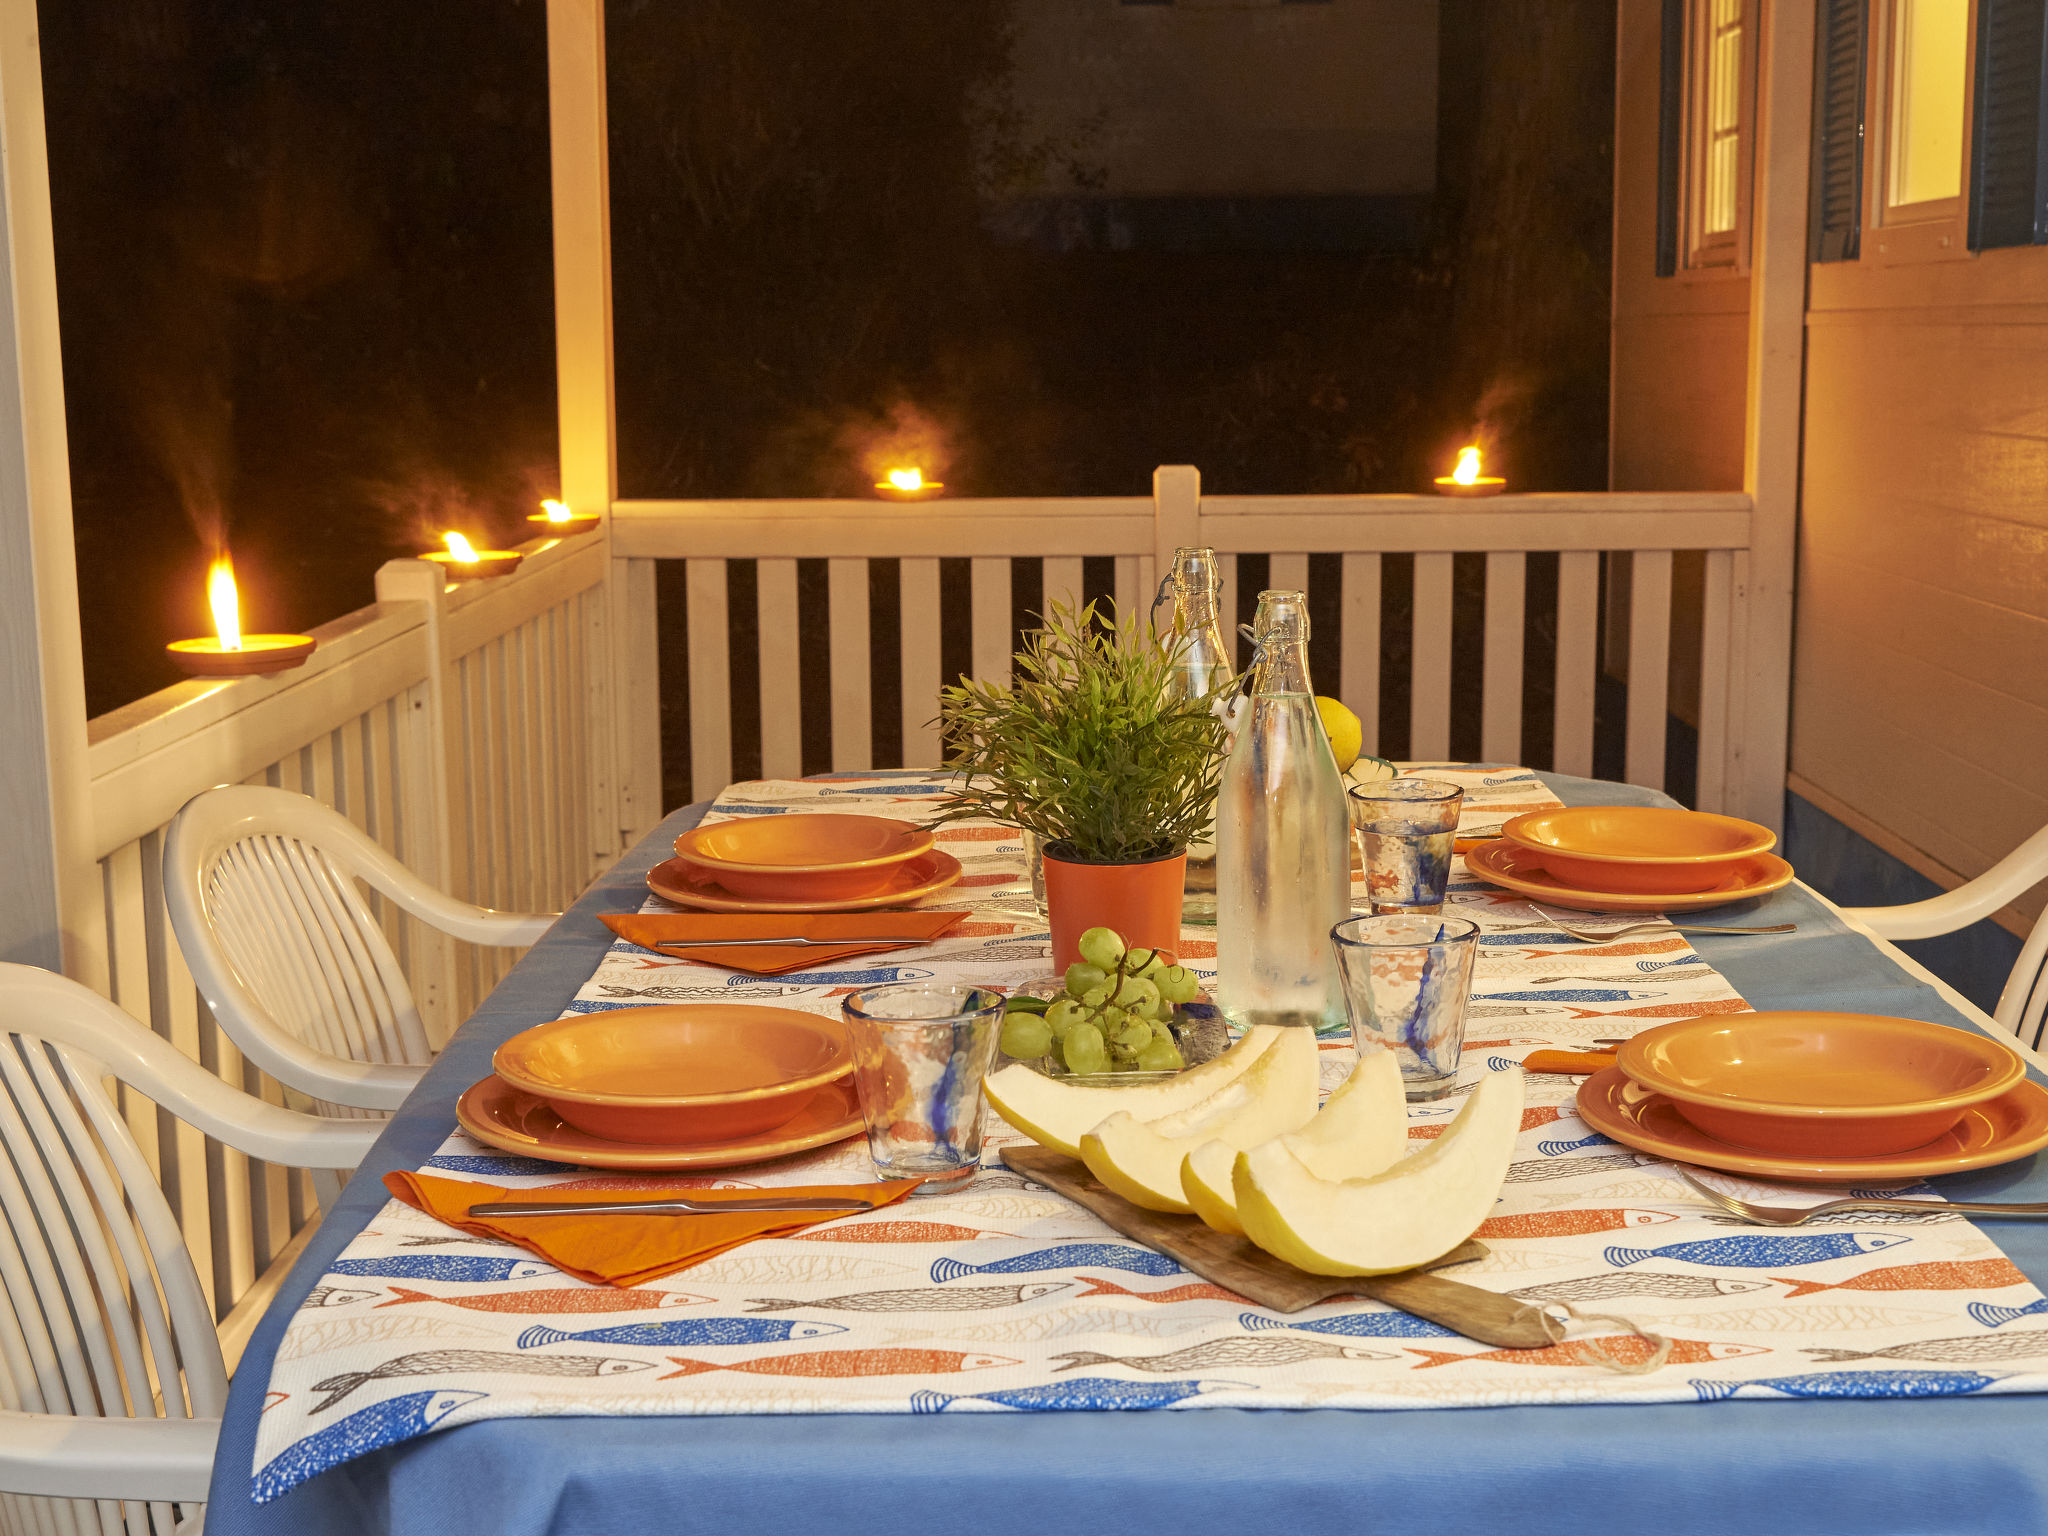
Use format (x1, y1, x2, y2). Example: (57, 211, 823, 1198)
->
(1656, 0, 1753, 273)
(1884, 0, 1971, 217)
(1811, 0, 1869, 261)
(1969, 0, 2048, 248)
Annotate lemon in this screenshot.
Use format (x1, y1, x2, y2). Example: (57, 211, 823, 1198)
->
(1313, 696, 1362, 772)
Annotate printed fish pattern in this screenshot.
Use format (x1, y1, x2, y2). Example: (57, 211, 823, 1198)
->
(742, 1283, 1069, 1314)
(311, 1350, 650, 1412)
(251, 769, 2048, 1503)
(1606, 1233, 1911, 1269)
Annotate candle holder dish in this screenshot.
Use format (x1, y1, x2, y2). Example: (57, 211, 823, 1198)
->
(165, 635, 318, 677)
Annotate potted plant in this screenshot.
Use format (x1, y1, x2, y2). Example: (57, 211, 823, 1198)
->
(935, 600, 1228, 970)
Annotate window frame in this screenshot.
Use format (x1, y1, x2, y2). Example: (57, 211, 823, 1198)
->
(1864, 0, 1978, 258)
(1679, 0, 1758, 272)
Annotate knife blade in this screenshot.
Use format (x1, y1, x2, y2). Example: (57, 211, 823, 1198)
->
(469, 1196, 876, 1218)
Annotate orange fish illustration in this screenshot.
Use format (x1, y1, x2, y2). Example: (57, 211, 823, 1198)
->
(1409, 1337, 1767, 1370)
(935, 827, 1014, 842)
(1412, 1106, 1565, 1141)
(1775, 1258, 2029, 1300)
(1474, 1208, 1677, 1239)
(1073, 1276, 1251, 1305)
(1567, 998, 1755, 1020)
(377, 1285, 708, 1314)
(263, 1391, 289, 1412)
(1173, 939, 1218, 960)
(659, 1348, 1016, 1380)
(1518, 937, 1690, 958)
(952, 922, 1026, 937)
(796, 1221, 1009, 1245)
(956, 873, 1015, 888)
(1459, 1038, 1551, 1052)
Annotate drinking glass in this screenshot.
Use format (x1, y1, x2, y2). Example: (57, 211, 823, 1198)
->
(840, 982, 1006, 1188)
(1330, 914, 1479, 1101)
(1348, 778, 1465, 915)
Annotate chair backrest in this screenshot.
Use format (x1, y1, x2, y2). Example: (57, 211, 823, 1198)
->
(1996, 910, 2048, 1051)
(0, 972, 226, 1536)
(165, 785, 435, 1097)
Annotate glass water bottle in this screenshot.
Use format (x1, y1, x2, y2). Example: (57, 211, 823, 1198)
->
(1214, 589, 1351, 1031)
(1159, 547, 1233, 923)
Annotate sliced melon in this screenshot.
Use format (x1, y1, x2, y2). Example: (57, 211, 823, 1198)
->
(1232, 1067, 1526, 1276)
(983, 1024, 1282, 1158)
(1078, 1028, 1318, 1213)
(1182, 1046, 1406, 1234)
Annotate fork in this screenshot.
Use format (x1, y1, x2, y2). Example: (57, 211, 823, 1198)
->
(1530, 906, 1796, 942)
(1675, 1167, 2048, 1224)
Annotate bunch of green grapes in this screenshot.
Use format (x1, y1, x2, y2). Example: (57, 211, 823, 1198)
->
(999, 925, 1202, 1076)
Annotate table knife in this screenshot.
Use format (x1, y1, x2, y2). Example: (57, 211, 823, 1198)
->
(470, 1195, 876, 1217)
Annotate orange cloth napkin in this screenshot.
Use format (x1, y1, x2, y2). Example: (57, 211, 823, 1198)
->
(383, 1171, 923, 1288)
(602, 910, 966, 975)
(1521, 1050, 1619, 1075)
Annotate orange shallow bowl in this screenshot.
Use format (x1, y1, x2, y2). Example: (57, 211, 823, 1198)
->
(1617, 1011, 2026, 1157)
(1502, 807, 1777, 894)
(674, 814, 935, 901)
(493, 1004, 851, 1145)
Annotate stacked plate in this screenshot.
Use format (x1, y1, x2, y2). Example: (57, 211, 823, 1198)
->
(646, 813, 962, 912)
(1467, 806, 1794, 911)
(1577, 1011, 2048, 1181)
(456, 1004, 865, 1170)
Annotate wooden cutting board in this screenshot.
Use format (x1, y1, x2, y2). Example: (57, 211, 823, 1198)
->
(1000, 1145, 1553, 1348)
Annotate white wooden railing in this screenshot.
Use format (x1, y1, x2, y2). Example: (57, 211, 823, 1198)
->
(78, 531, 619, 1350)
(75, 465, 1759, 1354)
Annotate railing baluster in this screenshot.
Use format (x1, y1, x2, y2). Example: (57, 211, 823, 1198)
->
(1340, 553, 1381, 755)
(1482, 551, 1527, 764)
(827, 558, 873, 771)
(756, 559, 802, 781)
(899, 558, 944, 768)
(685, 558, 732, 802)
(1042, 557, 1084, 622)
(1626, 550, 1674, 791)
(1410, 553, 1454, 760)
(1268, 553, 1309, 597)
(1553, 550, 1600, 777)
(1697, 550, 1734, 812)
(970, 559, 1011, 688)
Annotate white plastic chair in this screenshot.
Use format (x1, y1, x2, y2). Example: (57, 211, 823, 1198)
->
(0, 962, 382, 1535)
(164, 785, 556, 1113)
(1840, 822, 2048, 1048)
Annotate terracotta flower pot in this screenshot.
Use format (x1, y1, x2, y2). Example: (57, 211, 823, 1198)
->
(1040, 843, 1186, 971)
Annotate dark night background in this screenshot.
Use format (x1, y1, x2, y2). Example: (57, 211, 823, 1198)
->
(44, 0, 1616, 744)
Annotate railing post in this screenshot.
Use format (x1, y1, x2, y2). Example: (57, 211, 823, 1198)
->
(1153, 465, 1201, 580)
(374, 558, 462, 1040)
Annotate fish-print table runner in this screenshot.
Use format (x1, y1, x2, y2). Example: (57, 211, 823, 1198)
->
(251, 767, 2048, 1503)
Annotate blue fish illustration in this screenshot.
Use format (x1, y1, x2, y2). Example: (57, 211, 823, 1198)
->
(931, 1245, 1181, 1283)
(1606, 1233, 1910, 1269)
(1691, 1370, 1999, 1402)
(423, 1152, 562, 1177)
(1240, 1310, 1457, 1339)
(1635, 957, 1703, 973)
(331, 1256, 555, 1283)
(1970, 1298, 2048, 1329)
(909, 1377, 1235, 1413)
(1476, 773, 1540, 786)
(706, 804, 788, 815)
(1477, 989, 1664, 1003)
(818, 784, 953, 797)
(1478, 933, 1585, 946)
(517, 1318, 846, 1348)
(726, 967, 933, 986)
(253, 1389, 485, 1503)
(1537, 1133, 1613, 1156)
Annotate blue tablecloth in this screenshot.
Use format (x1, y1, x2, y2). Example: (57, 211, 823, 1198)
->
(205, 774, 2048, 1535)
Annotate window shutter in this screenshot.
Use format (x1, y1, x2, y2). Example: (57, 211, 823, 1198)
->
(1970, 0, 2048, 249)
(1656, 0, 1684, 277)
(1809, 0, 1866, 263)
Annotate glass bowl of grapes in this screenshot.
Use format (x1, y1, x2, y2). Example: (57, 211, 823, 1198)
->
(995, 924, 1232, 1082)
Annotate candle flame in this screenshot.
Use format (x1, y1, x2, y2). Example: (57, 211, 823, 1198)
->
(443, 531, 480, 562)
(208, 557, 242, 652)
(1452, 446, 1482, 486)
(541, 499, 572, 523)
(884, 467, 925, 492)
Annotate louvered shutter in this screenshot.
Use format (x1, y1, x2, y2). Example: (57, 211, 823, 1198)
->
(1657, 0, 1685, 276)
(1809, 0, 1866, 262)
(1970, 0, 2048, 249)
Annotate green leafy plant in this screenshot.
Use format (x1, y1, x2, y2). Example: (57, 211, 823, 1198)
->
(934, 599, 1228, 863)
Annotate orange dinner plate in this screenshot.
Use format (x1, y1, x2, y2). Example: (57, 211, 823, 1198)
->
(1465, 838, 1793, 912)
(1575, 1066, 2048, 1182)
(647, 848, 962, 913)
(1501, 806, 1776, 894)
(457, 1073, 865, 1170)
(674, 814, 935, 901)
(493, 1005, 851, 1144)
(1617, 1011, 2025, 1157)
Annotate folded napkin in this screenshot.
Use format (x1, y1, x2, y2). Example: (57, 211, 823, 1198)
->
(383, 1171, 922, 1288)
(602, 910, 966, 975)
(1521, 1049, 1618, 1075)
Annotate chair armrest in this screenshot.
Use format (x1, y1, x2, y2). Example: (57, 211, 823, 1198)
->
(0, 1411, 219, 1502)
(1839, 823, 2048, 941)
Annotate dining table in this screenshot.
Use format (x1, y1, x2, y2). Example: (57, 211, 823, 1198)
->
(204, 770, 2048, 1536)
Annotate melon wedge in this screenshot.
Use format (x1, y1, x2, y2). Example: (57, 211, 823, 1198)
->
(1182, 1046, 1406, 1234)
(1232, 1067, 1526, 1276)
(1078, 1027, 1318, 1213)
(983, 1024, 1282, 1158)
